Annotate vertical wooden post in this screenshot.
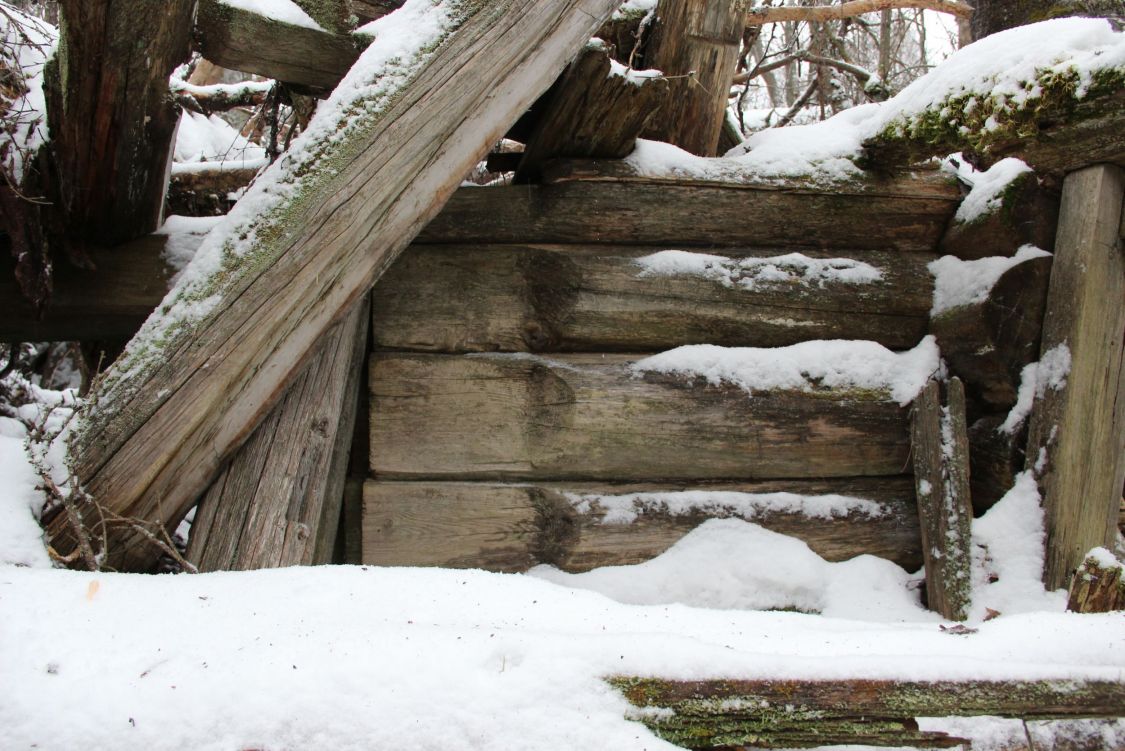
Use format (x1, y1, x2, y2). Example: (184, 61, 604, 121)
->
(641, 0, 743, 156)
(1025, 164, 1125, 590)
(911, 378, 974, 621)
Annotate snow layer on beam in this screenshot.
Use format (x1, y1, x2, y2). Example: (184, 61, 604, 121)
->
(954, 157, 1033, 224)
(218, 0, 325, 30)
(928, 244, 1051, 316)
(636, 249, 883, 289)
(567, 489, 888, 525)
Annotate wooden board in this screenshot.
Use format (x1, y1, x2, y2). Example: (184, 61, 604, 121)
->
(362, 478, 922, 572)
(416, 168, 960, 252)
(1025, 164, 1125, 590)
(371, 244, 934, 353)
(369, 353, 912, 481)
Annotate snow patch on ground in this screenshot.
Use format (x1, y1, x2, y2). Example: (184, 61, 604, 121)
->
(636, 250, 883, 289)
(173, 110, 267, 168)
(999, 343, 1071, 434)
(155, 215, 225, 280)
(567, 489, 887, 525)
(928, 245, 1050, 316)
(217, 0, 324, 30)
(953, 157, 1033, 223)
(632, 337, 940, 406)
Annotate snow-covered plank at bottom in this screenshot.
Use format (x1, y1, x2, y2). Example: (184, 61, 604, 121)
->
(362, 478, 922, 572)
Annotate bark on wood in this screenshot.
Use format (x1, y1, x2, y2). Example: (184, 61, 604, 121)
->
(194, 0, 363, 92)
(362, 478, 923, 572)
(46, 0, 194, 245)
(968, 414, 1024, 515)
(167, 165, 264, 217)
(514, 44, 668, 183)
(612, 677, 1125, 751)
(1025, 164, 1125, 590)
(369, 352, 912, 482)
(970, 0, 1123, 40)
(640, 0, 744, 156)
(371, 244, 934, 353)
(930, 253, 1052, 409)
(1066, 551, 1125, 613)
(939, 169, 1061, 260)
(911, 378, 974, 621)
(746, 0, 974, 25)
(51, 0, 624, 572)
(186, 300, 368, 571)
(418, 165, 961, 252)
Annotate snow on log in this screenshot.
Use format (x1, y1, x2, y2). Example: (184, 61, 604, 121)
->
(1067, 548, 1125, 613)
(362, 478, 923, 572)
(48, 0, 624, 572)
(1026, 164, 1125, 590)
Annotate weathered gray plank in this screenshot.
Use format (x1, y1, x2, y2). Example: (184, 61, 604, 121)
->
(910, 378, 974, 620)
(1025, 164, 1125, 590)
(369, 353, 912, 481)
(417, 167, 961, 252)
(372, 244, 934, 353)
(362, 478, 922, 572)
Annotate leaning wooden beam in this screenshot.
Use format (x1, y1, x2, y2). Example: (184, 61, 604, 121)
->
(362, 478, 923, 572)
(372, 245, 935, 352)
(610, 677, 1125, 750)
(1025, 164, 1125, 590)
(746, 0, 974, 26)
(48, 0, 624, 572)
(514, 43, 668, 183)
(370, 352, 914, 481)
(186, 299, 368, 571)
(910, 378, 974, 621)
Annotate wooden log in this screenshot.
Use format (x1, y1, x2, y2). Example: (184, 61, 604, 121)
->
(939, 168, 1060, 260)
(372, 244, 934, 353)
(1025, 164, 1125, 590)
(186, 299, 368, 571)
(418, 165, 961, 252)
(911, 378, 973, 620)
(968, 414, 1024, 516)
(194, 0, 364, 92)
(362, 478, 922, 572)
(46, 0, 194, 245)
(930, 252, 1052, 409)
(50, 0, 625, 572)
(369, 352, 912, 482)
(640, 0, 743, 156)
(610, 677, 1125, 751)
(1066, 549, 1125, 614)
(514, 43, 668, 183)
(167, 164, 265, 217)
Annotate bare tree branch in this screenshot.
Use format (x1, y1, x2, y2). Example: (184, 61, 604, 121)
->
(746, 0, 974, 26)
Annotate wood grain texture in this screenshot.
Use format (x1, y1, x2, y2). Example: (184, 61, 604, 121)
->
(1025, 164, 1125, 590)
(371, 244, 934, 353)
(968, 414, 1023, 516)
(911, 378, 973, 621)
(369, 353, 912, 481)
(55, 0, 624, 571)
(417, 166, 960, 251)
(186, 300, 368, 571)
(362, 478, 923, 572)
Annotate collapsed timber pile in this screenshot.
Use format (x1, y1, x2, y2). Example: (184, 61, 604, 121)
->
(1, 0, 1124, 748)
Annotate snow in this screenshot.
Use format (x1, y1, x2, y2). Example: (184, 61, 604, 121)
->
(953, 157, 1034, 224)
(217, 0, 325, 31)
(567, 489, 887, 526)
(999, 343, 1072, 434)
(172, 110, 267, 168)
(636, 250, 883, 290)
(0, 415, 50, 568)
(0, 5, 56, 184)
(154, 215, 225, 279)
(928, 244, 1051, 316)
(632, 336, 940, 407)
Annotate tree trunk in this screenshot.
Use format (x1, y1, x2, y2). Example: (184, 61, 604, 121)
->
(971, 0, 1122, 41)
(46, 0, 194, 246)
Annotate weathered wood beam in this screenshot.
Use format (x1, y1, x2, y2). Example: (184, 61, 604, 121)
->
(167, 164, 265, 217)
(47, 0, 194, 245)
(1025, 164, 1125, 590)
(193, 0, 364, 92)
(371, 244, 934, 353)
(362, 478, 923, 572)
(370, 353, 912, 482)
(515, 43, 668, 183)
(419, 163, 961, 251)
(611, 677, 1125, 750)
(641, 0, 744, 156)
(911, 378, 974, 620)
(186, 299, 368, 571)
(939, 168, 1060, 260)
(50, 0, 625, 572)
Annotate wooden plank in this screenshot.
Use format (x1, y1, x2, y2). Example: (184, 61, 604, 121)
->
(194, 0, 363, 92)
(372, 244, 934, 353)
(362, 478, 923, 572)
(50, 0, 624, 572)
(611, 677, 1125, 750)
(369, 352, 912, 481)
(1025, 164, 1125, 590)
(910, 378, 973, 620)
(186, 299, 368, 570)
(417, 167, 961, 252)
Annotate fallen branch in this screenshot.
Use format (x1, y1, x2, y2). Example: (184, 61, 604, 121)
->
(171, 79, 273, 115)
(746, 0, 974, 26)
